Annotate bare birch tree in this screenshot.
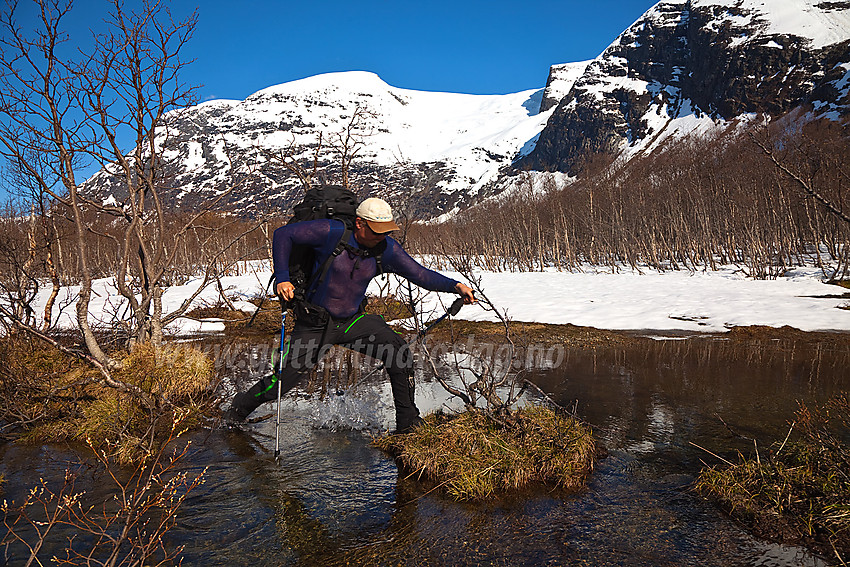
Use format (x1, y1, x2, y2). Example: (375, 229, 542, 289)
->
(0, 0, 264, 394)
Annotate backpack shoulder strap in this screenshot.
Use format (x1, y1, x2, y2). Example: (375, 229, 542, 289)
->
(373, 239, 387, 276)
(339, 238, 387, 274)
(303, 226, 351, 301)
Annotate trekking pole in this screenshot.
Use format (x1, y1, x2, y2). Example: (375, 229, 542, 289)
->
(274, 301, 289, 463)
(418, 297, 465, 338)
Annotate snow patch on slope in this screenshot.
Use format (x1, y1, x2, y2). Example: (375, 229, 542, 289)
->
(693, 0, 850, 50)
(160, 71, 553, 203)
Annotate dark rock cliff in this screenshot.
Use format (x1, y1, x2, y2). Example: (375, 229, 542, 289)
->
(521, 1, 850, 174)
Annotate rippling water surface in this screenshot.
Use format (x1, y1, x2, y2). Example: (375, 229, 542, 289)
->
(2, 334, 848, 566)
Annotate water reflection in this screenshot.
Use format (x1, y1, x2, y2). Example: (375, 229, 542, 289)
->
(179, 334, 846, 566)
(2, 334, 847, 566)
(533, 337, 849, 463)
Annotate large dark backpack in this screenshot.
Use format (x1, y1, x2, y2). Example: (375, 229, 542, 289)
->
(247, 185, 384, 327)
(286, 184, 358, 297)
(288, 184, 358, 227)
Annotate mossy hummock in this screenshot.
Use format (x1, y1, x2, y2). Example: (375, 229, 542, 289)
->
(374, 406, 597, 500)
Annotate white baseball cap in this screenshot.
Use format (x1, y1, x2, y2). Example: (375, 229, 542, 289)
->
(356, 198, 400, 233)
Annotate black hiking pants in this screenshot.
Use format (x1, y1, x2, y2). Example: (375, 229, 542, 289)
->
(234, 305, 419, 430)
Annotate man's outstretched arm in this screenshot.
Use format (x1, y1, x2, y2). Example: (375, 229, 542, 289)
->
(384, 239, 476, 303)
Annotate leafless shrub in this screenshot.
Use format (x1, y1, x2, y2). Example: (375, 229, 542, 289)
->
(0, 0, 278, 400)
(410, 117, 850, 281)
(1, 410, 206, 566)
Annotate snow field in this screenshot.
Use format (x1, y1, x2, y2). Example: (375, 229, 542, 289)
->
(31, 263, 850, 335)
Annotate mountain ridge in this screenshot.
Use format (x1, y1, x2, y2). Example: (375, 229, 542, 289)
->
(521, 0, 850, 174)
(86, 0, 850, 219)
(87, 70, 553, 218)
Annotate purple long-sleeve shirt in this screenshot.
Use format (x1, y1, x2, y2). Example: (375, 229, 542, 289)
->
(273, 219, 459, 319)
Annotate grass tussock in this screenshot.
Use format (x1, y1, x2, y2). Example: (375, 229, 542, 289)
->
(116, 342, 213, 400)
(373, 406, 597, 500)
(695, 393, 850, 557)
(2, 338, 217, 464)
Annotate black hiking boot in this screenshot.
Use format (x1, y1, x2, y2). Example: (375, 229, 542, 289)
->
(394, 415, 425, 435)
(223, 392, 259, 425)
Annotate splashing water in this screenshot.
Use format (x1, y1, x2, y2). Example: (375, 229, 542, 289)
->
(309, 384, 393, 433)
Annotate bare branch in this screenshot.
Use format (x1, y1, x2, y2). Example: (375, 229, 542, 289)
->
(751, 132, 850, 226)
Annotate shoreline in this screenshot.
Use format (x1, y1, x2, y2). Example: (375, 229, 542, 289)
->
(211, 304, 850, 348)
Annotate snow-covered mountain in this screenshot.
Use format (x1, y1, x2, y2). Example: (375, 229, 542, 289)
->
(522, 0, 850, 173)
(87, 71, 564, 218)
(87, 0, 850, 218)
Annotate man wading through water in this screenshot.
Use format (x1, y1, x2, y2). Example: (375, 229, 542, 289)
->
(227, 197, 475, 433)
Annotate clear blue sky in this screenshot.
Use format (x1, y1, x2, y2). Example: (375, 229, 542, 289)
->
(40, 0, 657, 100)
(2, 0, 656, 200)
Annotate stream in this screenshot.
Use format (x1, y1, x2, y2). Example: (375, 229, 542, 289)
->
(2, 333, 848, 566)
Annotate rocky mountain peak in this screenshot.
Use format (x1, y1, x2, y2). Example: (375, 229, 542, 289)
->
(521, 0, 850, 174)
(539, 60, 592, 113)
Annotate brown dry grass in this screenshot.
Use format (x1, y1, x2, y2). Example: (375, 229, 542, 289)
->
(2, 339, 217, 464)
(422, 319, 642, 348)
(115, 342, 213, 400)
(373, 406, 597, 500)
(695, 393, 850, 559)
